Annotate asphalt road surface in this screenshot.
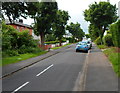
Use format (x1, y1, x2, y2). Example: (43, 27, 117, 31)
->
(2, 44, 88, 92)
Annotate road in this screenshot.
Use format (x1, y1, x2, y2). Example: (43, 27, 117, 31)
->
(2, 44, 88, 92)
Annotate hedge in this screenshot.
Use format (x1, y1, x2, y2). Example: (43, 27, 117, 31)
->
(103, 34, 113, 46)
(95, 37, 101, 45)
(110, 20, 120, 48)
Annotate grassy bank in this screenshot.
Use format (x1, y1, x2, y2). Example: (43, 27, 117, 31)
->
(102, 47, 120, 77)
(2, 43, 72, 66)
(2, 51, 47, 66)
(97, 45, 108, 49)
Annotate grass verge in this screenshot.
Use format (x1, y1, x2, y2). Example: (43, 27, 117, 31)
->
(2, 51, 47, 66)
(51, 43, 72, 50)
(103, 47, 120, 77)
(97, 45, 108, 49)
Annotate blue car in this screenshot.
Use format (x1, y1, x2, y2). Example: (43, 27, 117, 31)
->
(75, 42, 89, 53)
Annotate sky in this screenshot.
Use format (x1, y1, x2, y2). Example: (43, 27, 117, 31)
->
(23, 0, 120, 34)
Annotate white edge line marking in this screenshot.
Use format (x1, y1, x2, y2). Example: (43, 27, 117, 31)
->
(11, 82, 29, 93)
(36, 64, 54, 77)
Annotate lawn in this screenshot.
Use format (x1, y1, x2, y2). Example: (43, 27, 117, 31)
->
(2, 51, 47, 66)
(103, 47, 120, 77)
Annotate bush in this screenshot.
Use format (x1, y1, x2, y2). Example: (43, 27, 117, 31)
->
(2, 22, 18, 50)
(95, 37, 101, 45)
(45, 34, 56, 41)
(61, 38, 67, 42)
(17, 30, 35, 48)
(103, 34, 113, 46)
(110, 20, 120, 47)
(97, 45, 108, 49)
(45, 41, 59, 44)
(18, 46, 42, 54)
(45, 39, 66, 44)
(66, 37, 76, 43)
(2, 50, 19, 57)
(2, 21, 43, 57)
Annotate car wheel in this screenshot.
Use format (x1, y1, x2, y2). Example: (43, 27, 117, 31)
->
(86, 50, 88, 53)
(76, 49, 79, 52)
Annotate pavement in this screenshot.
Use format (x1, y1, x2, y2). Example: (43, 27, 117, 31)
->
(2, 44, 73, 78)
(2, 43, 119, 92)
(85, 43, 118, 91)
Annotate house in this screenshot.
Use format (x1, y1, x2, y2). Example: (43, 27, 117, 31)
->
(5, 19, 32, 35)
(5, 19, 40, 40)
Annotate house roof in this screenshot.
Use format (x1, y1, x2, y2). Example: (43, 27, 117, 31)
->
(5, 19, 32, 29)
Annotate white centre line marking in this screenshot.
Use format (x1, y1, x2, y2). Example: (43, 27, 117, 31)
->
(11, 82, 29, 93)
(36, 64, 54, 77)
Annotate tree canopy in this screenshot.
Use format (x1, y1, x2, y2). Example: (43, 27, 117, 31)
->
(53, 10, 70, 46)
(2, 2, 27, 23)
(88, 23, 99, 41)
(27, 2, 58, 47)
(66, 22, 85, 41)
(84, 1, 118, 43)
(84, 2, 118, 28)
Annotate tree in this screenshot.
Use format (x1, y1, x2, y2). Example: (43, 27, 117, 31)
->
(84, 1, 118, 44)
(53, 10, 70, 46)
(110, 20, 120, 47)
(85, 34, 90, 38)
(2, 2, 27, 23)
(66, 22, 85, 41)
(2, 1, 58, 49)
(88, 23, 99, 41)
(45, 34, 56, 42)
(27, 1, 58, 48)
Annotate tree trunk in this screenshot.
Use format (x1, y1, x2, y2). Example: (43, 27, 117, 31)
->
(101, 26, 106, 45)
(99, 26, 104, 45)
(8, 15, 12, 23)
(72, 36, 75, 43)
(40, 32, 45, 50)
(59, 39, 62, 46)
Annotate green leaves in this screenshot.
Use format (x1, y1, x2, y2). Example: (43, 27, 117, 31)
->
(84, 1, 118, 44)
(84, 1, 118, 27)
(27, 2, 58, 46)
(103, 34, 113, 46)
(110, 20, 120, 48)
(53, 10, 70, 41)
(2, 22, 37, 50)
(88, 23, 99, 41)
(2, 2, 27, 22)
(66, 22, 84, 41)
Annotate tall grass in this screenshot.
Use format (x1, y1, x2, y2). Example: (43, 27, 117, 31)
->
(103, 47, 120, 77)
(97, 45, 108, 49)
